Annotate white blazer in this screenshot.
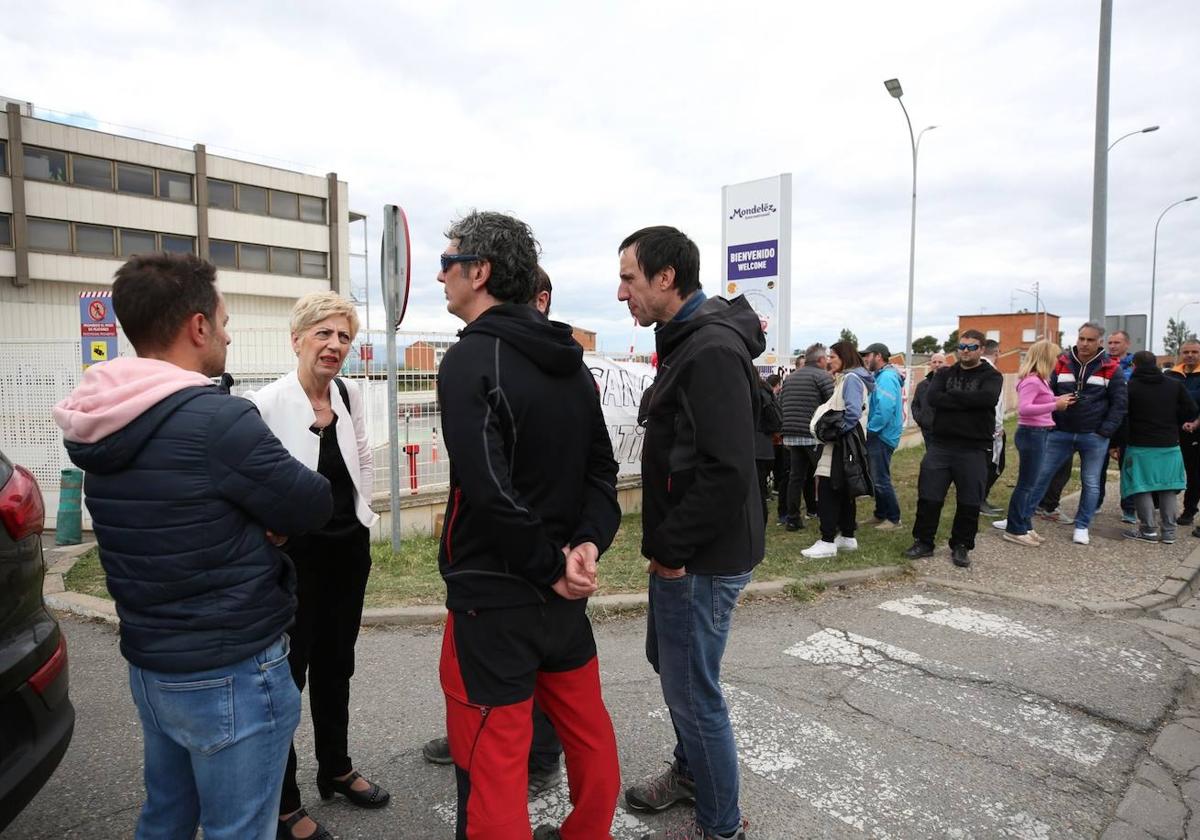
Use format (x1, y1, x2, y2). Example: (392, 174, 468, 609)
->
(245, 371, 379, 529)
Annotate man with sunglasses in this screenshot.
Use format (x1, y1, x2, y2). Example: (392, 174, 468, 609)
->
(905, 329, 1004, 567)
(1022, 321, 1127, 546)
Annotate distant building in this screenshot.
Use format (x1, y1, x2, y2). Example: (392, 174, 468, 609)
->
(958, 310, 1061, 374)
(572, 326, 596, 351)
(405, 339, 455, 371)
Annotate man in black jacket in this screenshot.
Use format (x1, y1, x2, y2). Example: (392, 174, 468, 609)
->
(780, 344, 834, 529)
(435, 211, 622, 839)
(905, 329, 1003, 568)
(617, 226, 763, 840)
(52, 253, 332, 840)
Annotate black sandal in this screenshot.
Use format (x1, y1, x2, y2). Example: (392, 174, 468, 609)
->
(316, 770, 390, 809)
(277, 807, 334, 840)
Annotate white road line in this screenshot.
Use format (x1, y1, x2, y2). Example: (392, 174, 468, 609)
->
(876, 595, 1164, 679)
(433, 786, 650, 838)
(786, 628, 1119, 767)
(724, 684, 1056, 839)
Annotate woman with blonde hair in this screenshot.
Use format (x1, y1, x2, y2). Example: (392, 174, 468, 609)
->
(1001, 339, 1075, 546)
(246, 291, 388, 840)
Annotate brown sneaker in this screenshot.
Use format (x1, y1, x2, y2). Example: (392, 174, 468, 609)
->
(1001, 532, 1039, 547)
(625, 760, 696, 813)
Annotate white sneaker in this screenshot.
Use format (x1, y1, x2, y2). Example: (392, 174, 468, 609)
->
(801, 539, 838, 558)
(991, 519, 1007, 530)
(834, 535, 858, 551)
(1073, 527, 1090, 545)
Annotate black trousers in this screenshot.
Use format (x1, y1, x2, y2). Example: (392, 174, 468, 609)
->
(1039, 457, 1073, 512)
(756, 459, 774, 526)
(912, 444, 988, 550)
(773, 444, 791, 519)
(1182, 430, 1200, 517)
(529, 703, 562, 770)
(280, 527, 372, 814)
(787, 445, 821, 521)
(817, 475, 857, 543)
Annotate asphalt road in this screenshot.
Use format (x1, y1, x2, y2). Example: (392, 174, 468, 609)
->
(8, 580, 1188, 839)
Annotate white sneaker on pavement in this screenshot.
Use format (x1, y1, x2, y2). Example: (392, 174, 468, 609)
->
(801, 539, 838, 558)
(1073, 527, 1090, 545)
(834, 535, 858, 551)
(992, 519, 1007, 530)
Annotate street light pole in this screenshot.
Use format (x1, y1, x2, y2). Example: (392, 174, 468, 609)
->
(1150, 196, 1199, 353)
(1088, 0, 1113, 324)
(884, 78, 936, 425)
(1108, 125, 1159, 152)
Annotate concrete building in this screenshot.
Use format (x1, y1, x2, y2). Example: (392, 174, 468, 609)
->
(958, 310, 1062, 374)
(0, 99, 351, 355)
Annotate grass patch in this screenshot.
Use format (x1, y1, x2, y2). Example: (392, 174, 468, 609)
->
(65, 416, 1081, 608)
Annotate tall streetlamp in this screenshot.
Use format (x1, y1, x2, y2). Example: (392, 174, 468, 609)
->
(884, 77, 936, 423)
(1108, 125, 1159, 152)
(1013, 282, 1044, 340)
(1150, 196, 1198, 353)
(1176, 300, 1200, 339)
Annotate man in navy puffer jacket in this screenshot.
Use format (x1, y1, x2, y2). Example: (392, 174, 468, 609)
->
(53, 253, 331, 840)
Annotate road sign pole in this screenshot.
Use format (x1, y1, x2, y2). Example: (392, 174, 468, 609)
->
(381, 205, 412, 554)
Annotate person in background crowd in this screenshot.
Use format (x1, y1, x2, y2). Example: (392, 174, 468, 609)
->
(780, 344, 833, 530)
(755, 375, 783, 527)
(1023, 322, 1127, 546)
(1098, 329, 1138, 524)
(911, 351, 946, 440)
(247, 292, 391, 840)
(862, 342, 904, 530)
(53, 253, 331, 840)
(1114, 350, 1198, 544)
(438, 211, 622, 840)
(979, 340, 1007, 517)
(1108, 330, 1135, 381)
(768, 373, 790, 525)
(1166, 339, 1200, 530)
(905, 329, 1003, 568)
(420, 265, 566, 798)
(801, 341, 874, 559)
(995, 340, 1074, 546)
(618, 224, 762, 840)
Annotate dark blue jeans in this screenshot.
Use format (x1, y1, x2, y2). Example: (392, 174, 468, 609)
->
(866, 433, 900, 523)
(1026, 431, 1109, 529)
(646, 571, 752, 837)
(1006, 425, 1051, 536)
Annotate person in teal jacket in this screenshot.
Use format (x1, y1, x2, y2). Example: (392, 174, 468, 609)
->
(863, 343, 905, 527)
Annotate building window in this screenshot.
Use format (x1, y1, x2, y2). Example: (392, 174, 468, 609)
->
(271, 247, 299, 275)
(208, 179, 236, 210)
(210, 239, 237, 268)
(299, 195, 325, 223)
(300, 250, 327, 277)
(239, 243, 268, 271)
(986, 330, 1000, 342)
(159, 171, 193, 202)
(72, 155, 114, 190)
(0, 213, 11, 248)
(24, 146, 68, 182)
(117, 162, 156, 197)
(269, 190, 299, 220)
(120, 228, 158, 256)
(161, 235, 195, 254)
(76, 224, 117, 256)
(0, 139, 8, 176)
(27, 218, 71, 251)
(1022, 328, 1036, 342)
(238, 184, 268, 215)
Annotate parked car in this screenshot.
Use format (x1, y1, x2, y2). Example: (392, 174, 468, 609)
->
(0, 451, 74, 831)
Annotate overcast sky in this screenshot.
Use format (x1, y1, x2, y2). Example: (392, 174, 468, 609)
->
(5, 0, 1198, 355)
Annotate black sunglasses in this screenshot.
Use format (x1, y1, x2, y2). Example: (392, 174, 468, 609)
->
(440, 253, 481, 273)
(958, 343, 981, 352)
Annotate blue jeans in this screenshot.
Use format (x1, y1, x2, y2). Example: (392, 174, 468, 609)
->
(1026, 430, 1110, 529)
(866, 434, 900, 523)
(646, 571, 752, 837)
(128, 635, 301, 840)
(1006, 425, 1051, 535)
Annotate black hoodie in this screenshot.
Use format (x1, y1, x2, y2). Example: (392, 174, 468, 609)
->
(436, 303, 621, 612)
(640, 295, 766, 573)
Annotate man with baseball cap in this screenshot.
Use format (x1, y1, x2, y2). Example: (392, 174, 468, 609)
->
(862, 342, 905, 529)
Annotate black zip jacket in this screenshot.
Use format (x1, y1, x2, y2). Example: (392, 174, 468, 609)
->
(436, 304, 620, 612)
(1112, 367, 1199, 448)
(925, 362, 1004, 450)
(641, 295, 766, 573)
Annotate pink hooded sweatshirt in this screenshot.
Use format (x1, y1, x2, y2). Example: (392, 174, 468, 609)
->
(53, 357, 213, 444)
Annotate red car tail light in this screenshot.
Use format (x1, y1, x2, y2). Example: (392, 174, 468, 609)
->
(0, 464, 45, 541)
(29, 635, 67, 697)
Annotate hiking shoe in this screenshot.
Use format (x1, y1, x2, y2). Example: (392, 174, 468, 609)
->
(1121, 512, 1138, 525)
(991, 519, 1007, 530)
(422, 736, 453, 765)
(625, 760, 696, 813)
(1162, 533, 1177, 545)
(903, 541, 934, 559)
(1178, 513, 1195, 526)
(1123, 529, 1160, 543)
(533, 826, 562, 840)
(801, 539, 838, 558)
(528, 763, 563, 797)
(1002, 532, 1039, 547)
(979, 501, 1003, 517)
(1072, 528, 1090, 545)
(834, 535, 858, 551)
(951, 545, 971, 567)
(874, 520, 901, 531)
(640, 818, 748, 839)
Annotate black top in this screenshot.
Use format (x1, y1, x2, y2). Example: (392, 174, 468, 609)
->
(925, 362, 1004, 450)
(1113, 368, 1199, 448)
(310, 414, 361, 538)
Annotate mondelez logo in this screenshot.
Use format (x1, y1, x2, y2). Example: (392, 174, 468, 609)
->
(729, 203, 777, 220)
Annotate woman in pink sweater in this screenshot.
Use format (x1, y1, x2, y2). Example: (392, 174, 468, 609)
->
(1003, 341, 1076, 545)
